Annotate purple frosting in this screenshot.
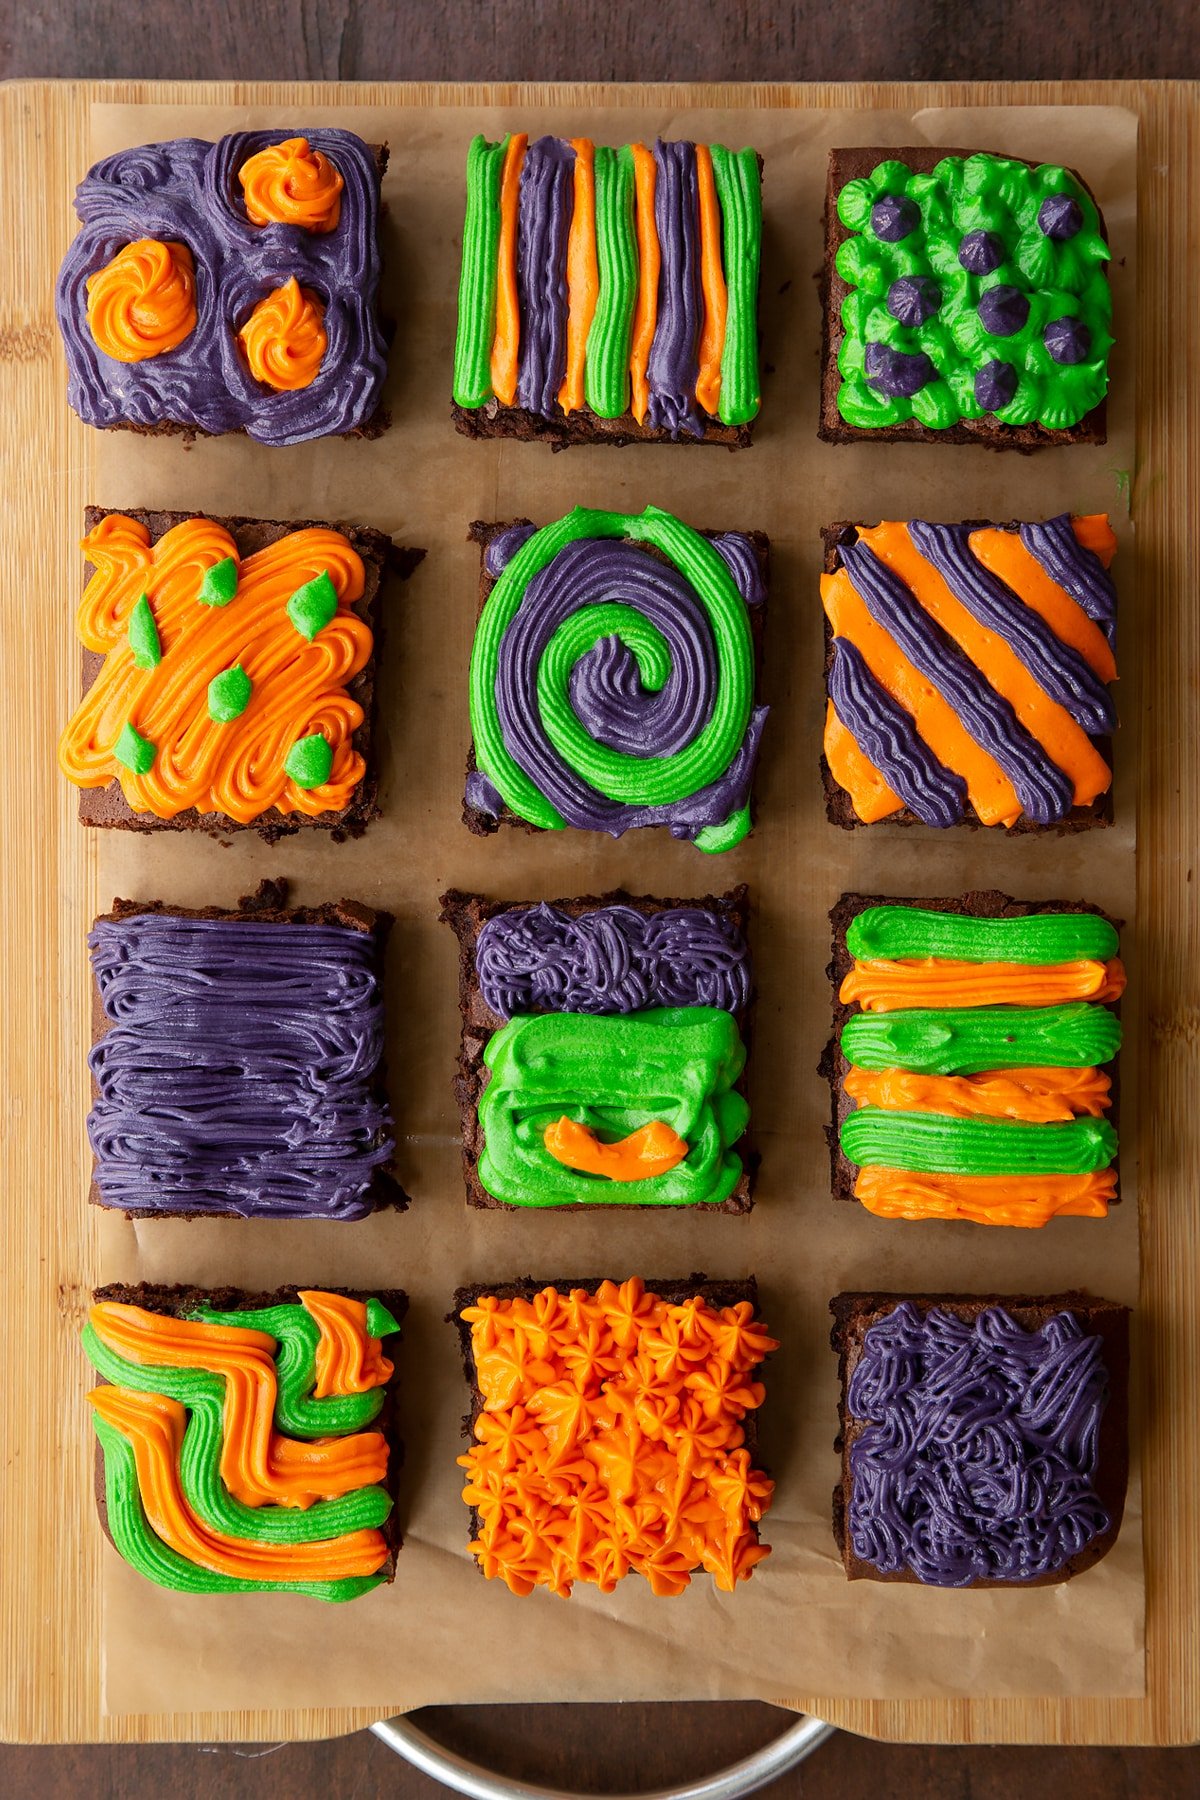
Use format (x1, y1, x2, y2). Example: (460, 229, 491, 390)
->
(847, 1304, 1110, 1587)
(646, 140, 703, 438)
(870, 193, 920, 242)
(55, 130, 387, 446)
(1020, 514, 1117, 645)
(1038, 194, 1084, 240)
(475, 902, 752, 1019)
(863, 342, 935, 399)
(974, 358, 1018, 412)
(516, 136, 575, 416)
(484, 521, 537, 578)
(957, 229, 1005, 274)
(1044, 316, 1092, 365)
(87, 915, 392, 1219)
(840, 539, 1075, 823)
(886, 275, 941, 327)
(977, 283, 1031, 337)
(828, 637, 966, 827)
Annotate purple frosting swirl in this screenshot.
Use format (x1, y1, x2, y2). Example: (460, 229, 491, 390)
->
(1020, 515, 1117, 646)
(864, 342, 935, 399)
(476, 902, 751, 1019)
(828, 637, 966, 827)
(87, 915, 392, 1219)
(646, 139, 703, 438)
(516, 136, 575, 416)
(848, 1304, 1111, 1587)
(55, 129, 387, 446)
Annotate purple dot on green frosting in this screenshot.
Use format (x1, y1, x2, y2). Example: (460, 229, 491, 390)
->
(113, 720, 156, 775)
(870, 194, 920, 242)
(864, 341, 936, 399)
(1038, 194, 1084, 241)
(886, 275, 942, 327)
(977, 284, 1031, 337)
(1044, 316, 1092, 365)
(958, 230, 1006, 275)
(284, 731, 333, 789)
(974, 359, 1019, 411)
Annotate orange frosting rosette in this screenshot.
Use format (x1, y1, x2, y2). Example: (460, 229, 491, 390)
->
(238, 136, 344, 233)
(86, 238, 197, 363)
(237, 277, 327, 391)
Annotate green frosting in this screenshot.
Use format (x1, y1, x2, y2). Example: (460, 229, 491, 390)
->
(834, 154, 1112, 431)
(469, 506, 755, 846)
(207, 663, 252, 722)
(193, 1299, 399, 1438)
(585, 143, 637, 419)
(846, 905, 1119, 965)
(286, 569, 338, 641)
(452, 133, 509, 408)
(478, 1007, 749, 1207)
(113, 720, 155, 774)
(709, 146, 762, 426)
(841, 1107, 1117, 1176)
(197, 556, 239, 607)
(127, 594, 161, 669)
(284, 731, 333, 789)
(841, 1002, 1122, 1076)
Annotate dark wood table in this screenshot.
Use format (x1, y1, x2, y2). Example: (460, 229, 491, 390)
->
(5, 4, 1197, 1793)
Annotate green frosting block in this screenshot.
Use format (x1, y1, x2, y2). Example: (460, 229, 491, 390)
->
(207, 663, 252, 723)
(834, 153, 1112, 431)
(284, 731, 333, 789)
(127, 593, 162, 669)
(478, 1007, 749, 1207)
(840, 1108, 1117, 1176)
(452, 133, 510, 408)
(841, 1002, 1122, 1076)
(846, 905, 1119, 965)
(286, 569, 338, 641)
(584, 143, 637, 419)
(197, 556, 239, 607)
(709, 145, 763, 426)
(113, 720, 155, 775)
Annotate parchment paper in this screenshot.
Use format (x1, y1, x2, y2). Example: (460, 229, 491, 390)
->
(83, 99, 1142, 1716)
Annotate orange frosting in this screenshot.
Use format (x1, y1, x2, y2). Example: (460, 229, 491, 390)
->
(86, 238, 197, 363)
(840, 956, 1127, 1012)
(844, 1065, 1113, 1124)
(57, 513, 371, 823)
(300, 1291, 395, 1400)
(238, 136, 344, 232)
(694, 144, 728, 416)
(628, 144, 660, 425)
(543, 1118, 689, 1180)
(854, 1166, 1115, 1226)
(823, 703, 903, 821)
(458, 1280, 777, 1597)
(87, 1386, 388, 1581)
(89, 1300, 389, 1509)
(237, 277, 327, 390)
(967, 524, 1117, 684)
(557, 139, 598, 415)
(489, 133, 528, 406)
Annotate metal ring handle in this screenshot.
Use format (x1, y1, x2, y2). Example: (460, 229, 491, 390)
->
(370, 1710, 834, 1800)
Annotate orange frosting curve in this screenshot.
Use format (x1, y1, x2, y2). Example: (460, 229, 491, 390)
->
(86, 238, 197, 363)
(844, 1064, 1113, 1124)
(489, 133, 528, 407)
(543, 1117, 689, 1180)
(628, 144, 660, 426)
(557, 139, 599, 415)
(840, 956, 1127, 1012)
(237, 277, 327, 390)
(853, 1166, 1115, 1226)
(238, 136, 344, 233)
(301, 1291, 395, 1400)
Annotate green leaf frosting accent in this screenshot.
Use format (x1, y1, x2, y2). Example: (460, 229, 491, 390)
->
(207, 663, 252, 723)
(113, 720, 155, 774)
(284, 732, 333, 789)
(709, 145, 763, 425)
(197, 556, 239, 607)
(478, 1007, 749, 1207)
(452, 133, 509, 408)
(128, 593, 161, 669)
(286, 569, 338, 641)
(584, 144, 637, 418)
(846, 905, 1119, 965)
(840, 1108, 1117, 1176)
(841, 1002, 1122, 1075)
(834, 153, 1113, 431)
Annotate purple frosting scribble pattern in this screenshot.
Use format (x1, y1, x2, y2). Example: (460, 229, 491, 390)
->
(847, 1304, 1111, 1587)
(87, 915, 393, 1220)
(516, 136, 575, 416)
(1020, 514, 1118, 647)
(55, 129, 387, 446)
(828, 637, 967, 827)
(476, 902, 752, 1020)
(646, 139, 704, 438)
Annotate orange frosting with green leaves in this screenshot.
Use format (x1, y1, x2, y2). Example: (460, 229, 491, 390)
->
(458, 1280, 776, 1597)
(86, 238, 197, 362)
(238, 136, 344, 233)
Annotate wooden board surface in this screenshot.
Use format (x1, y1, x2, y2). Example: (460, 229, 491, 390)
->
(0, 77, 1196, 1749)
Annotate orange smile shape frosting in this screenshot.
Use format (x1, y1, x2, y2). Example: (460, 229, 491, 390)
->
(86, 238, 197, 363)
(238, 137, 344, 233)
(543, 1117, 689, 1180)
(238, 277, 327, 390)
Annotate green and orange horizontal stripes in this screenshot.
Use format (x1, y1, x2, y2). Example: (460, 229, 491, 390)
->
(837, 904, 1124, 1227)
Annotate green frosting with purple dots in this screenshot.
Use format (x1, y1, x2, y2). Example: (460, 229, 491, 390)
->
(834, 153, 1112, 432)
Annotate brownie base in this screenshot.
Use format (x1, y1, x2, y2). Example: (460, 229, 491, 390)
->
(819, 889, 1123, 1208)
(440, 886, 756, 1214)
(89, 878, 408, 1220)
(820, 520, 1115, 834)
(829, 1290, 1129, 1585)
(462, 518, 769, 842)
(451, 399, 753, 451)
(818, 146, 1109, 450)
(91, 1281, 408, 1582)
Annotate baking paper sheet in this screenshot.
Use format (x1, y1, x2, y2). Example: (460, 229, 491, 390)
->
(82, 98, 1142, 1716)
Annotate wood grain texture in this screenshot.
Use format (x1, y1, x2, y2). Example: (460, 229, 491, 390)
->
(0, 76, 1196, 1753)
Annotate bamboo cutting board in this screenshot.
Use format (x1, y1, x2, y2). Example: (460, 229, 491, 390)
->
(0, 78, 1196, 1748)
